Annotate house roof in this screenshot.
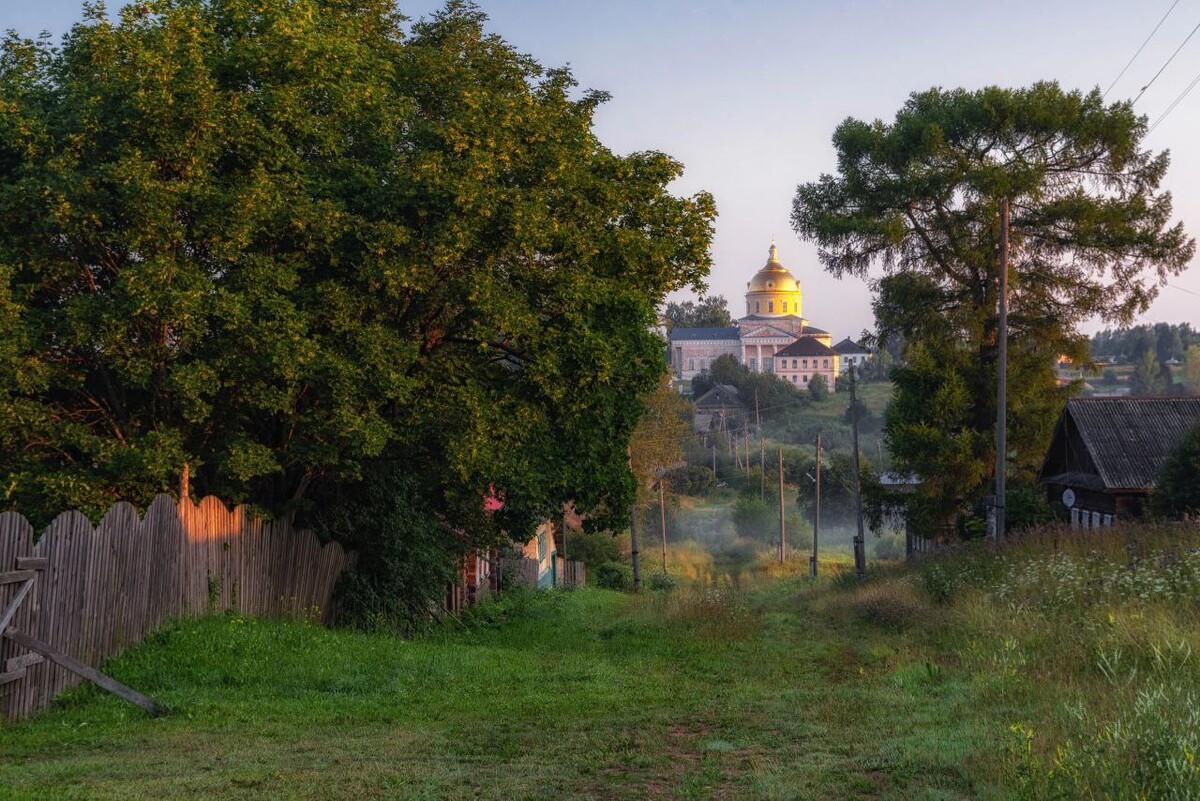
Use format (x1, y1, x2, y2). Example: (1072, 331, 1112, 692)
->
(694, 384, 744, 409)
(1046, 397, 1200, 491)
(832, 337, 868, 355)
(669, 326, 740, 341)
(775, 337, 837, 358)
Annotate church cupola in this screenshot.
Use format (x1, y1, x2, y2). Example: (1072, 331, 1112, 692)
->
(745, 240, 802, 318)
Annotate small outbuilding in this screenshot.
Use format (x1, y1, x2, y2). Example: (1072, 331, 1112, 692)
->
(1038, 396, 1200, 527)
(693, 384, 746, 432)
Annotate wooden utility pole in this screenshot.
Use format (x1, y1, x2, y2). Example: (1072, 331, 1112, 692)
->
(778, 448, 786, 562)
(850, 366, 866, 579)
(994, 197, 1010, 543)
(627, 445, 641, 592)
(756, 390, 764, 500)
(811, 432, 821, 577)
(659, 479, 668, 572)
(744, 421, 750, 478)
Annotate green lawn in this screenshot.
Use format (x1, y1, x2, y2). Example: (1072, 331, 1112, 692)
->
(1, 571, 1002, 800)
(5, 524, 1197, 799)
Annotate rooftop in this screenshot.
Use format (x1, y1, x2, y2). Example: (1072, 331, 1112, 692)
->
(669, 326, 741, 341)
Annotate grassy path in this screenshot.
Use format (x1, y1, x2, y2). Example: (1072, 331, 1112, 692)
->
(0, 578, 1005, 800)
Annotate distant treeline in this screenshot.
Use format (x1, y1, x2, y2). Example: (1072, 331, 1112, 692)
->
(1089, 323, 1199, 363)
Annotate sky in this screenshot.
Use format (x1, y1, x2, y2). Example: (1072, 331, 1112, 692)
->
(10, 0, 1200, 342)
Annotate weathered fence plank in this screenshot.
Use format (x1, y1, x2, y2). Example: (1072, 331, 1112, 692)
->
(0, 494, 354, 720)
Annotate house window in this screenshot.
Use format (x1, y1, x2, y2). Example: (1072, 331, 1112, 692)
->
(792, 359, 797, 369)
(823, 359, 829, 368)
(802, 359, 808, 368)
(688, 358, 695, 371)
(781, 301, 787, 313)
(803, 375, 809, 383)
(768, 301, 774, 313)
(764, 357, 773, 372)
(755, 301, 760, 313)
(748, 358, 757, 371)
(792, 375, 797, 383)
(674, 346, 682, 366)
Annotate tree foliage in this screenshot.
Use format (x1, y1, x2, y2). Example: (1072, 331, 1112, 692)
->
(628, 375, 693, 504)
(808, 373, 829, 402)
(1131, 349, 1174, 396)
(661, 294, 732, 331)
(690, 354, 808, 422)
(1148, 424, 1200, 519)
(0, 1, 715, 538)
(1091, 322, 1199, 363)
(793, 83, 1194, 530)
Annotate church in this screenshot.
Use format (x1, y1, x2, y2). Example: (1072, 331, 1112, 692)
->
(668, 242, 866, 390)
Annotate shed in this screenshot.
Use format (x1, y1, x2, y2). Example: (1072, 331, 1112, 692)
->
(1038, 396, 1200, 526)
(693, 384, 745, 432)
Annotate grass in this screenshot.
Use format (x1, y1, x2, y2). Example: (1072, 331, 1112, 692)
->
(0, 572, 1001, 799)
(3, 521, 1198, 799)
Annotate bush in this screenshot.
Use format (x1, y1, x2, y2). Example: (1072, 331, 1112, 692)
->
(808, 373, 829, 401)
(320, 472, 469, 634)
(1149, 423, 1200, 519)
(563, 528, 623, 568)
(593, 562, 633, 591)
(665, 465, 716, 496)
(847, 581, 931, 630)
(649, 572, 678, 592)
(733, 493, 776, 541)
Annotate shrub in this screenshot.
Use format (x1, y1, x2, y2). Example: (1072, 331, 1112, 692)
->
(808, 373, 829, 401)
(563, 528, 623, 568)
(665, 465, 716, 496)
(320, 472, 468, 634)
(847, 581, 931, 630)
(649, 572, 678, 592)
(593, 562, 633, 591)
(733, 493, 776, 541)
(1149, 423, 1200, 519)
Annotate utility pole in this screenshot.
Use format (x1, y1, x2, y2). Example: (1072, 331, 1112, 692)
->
(850, 365, 866, 579)
(756, 390, 764, 499)
(627, 445, 641, 592)
(659, 478, 668, 573)
(778, 448, 786, 562)
(811, 432, 821, 577)
(744, 420, 750, 478)
(994, 197, 1010, 543)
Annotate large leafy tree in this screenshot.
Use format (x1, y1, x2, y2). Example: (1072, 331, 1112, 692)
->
(661, 294, 733, 331)
(0, 0, 715, 536)
(793, 83, 1193, 531)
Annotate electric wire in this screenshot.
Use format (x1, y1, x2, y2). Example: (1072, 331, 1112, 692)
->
(1148, 69, 1200, 131)
(1132, 18, 1200, 105)
(1104, 0, 1182, 98)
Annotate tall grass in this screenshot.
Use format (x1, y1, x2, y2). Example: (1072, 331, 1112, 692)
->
(890, 522, 1200, 798)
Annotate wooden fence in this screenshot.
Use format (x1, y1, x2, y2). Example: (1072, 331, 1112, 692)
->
(0, 494, 354, 721)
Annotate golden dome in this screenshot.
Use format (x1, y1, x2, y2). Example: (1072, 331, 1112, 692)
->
(746, 242, 800, 295)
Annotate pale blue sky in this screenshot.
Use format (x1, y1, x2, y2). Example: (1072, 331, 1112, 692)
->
(9, 1, 1200, 339)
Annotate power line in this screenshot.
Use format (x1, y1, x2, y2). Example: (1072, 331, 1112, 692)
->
(1148, 69, 1200, 132)
(1132, 19, 1200, 105)
(1105, 0, 1182, 98)
(1165, 281, 1200, 298)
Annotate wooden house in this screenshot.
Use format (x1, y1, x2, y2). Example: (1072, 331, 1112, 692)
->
(693, 384, 746, 432)
(1038, 396, 1200, 526)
